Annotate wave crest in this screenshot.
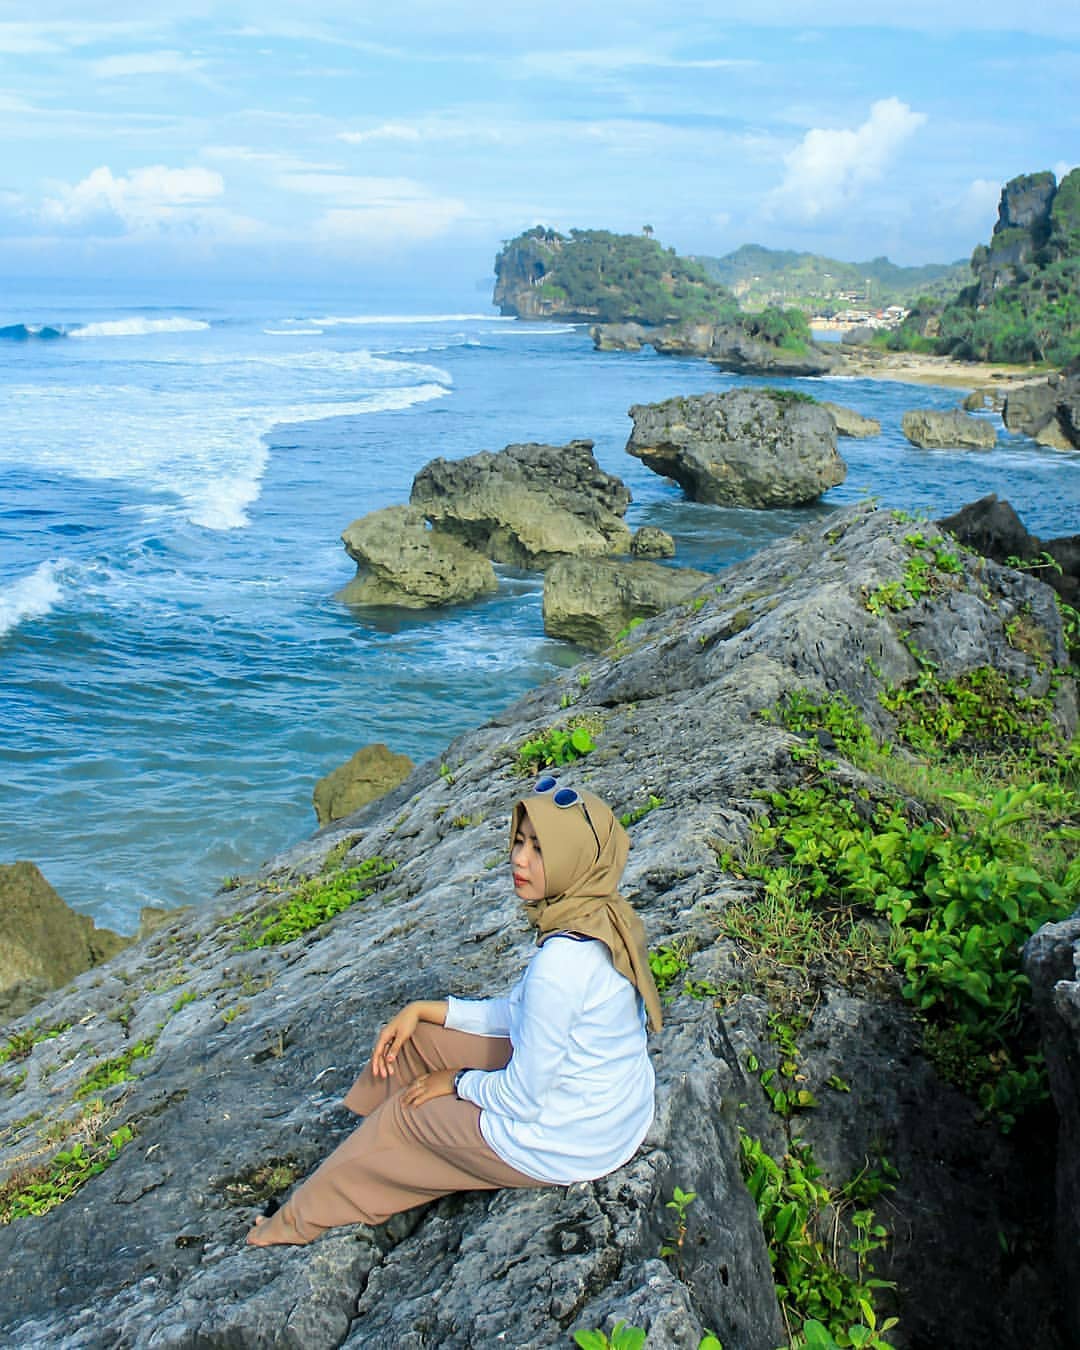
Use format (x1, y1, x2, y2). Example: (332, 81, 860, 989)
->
(71, 318, 211, 339)
(0, 561, 64, 637)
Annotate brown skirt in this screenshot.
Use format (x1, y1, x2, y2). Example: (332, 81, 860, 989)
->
(254, 1022, 548, 1244)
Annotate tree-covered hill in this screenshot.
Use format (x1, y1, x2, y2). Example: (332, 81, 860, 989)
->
(885, 169, 1080, 366)
(694, 243, 969, 312)
(493, 227, 742, 326)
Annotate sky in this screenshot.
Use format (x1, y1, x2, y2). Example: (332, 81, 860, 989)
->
(1, 1, 1078, 291)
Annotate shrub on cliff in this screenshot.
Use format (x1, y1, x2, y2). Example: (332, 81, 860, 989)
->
(882, 168, 1080, 366)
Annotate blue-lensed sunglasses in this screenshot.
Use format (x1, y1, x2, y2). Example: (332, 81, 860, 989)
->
(534, 775, 602, 860)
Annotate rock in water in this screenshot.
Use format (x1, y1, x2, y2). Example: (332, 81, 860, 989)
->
(626, 388, 846, 507)
(542, 558, 713, 650)
(630, 526, 676, 558)
(410, 439, 632, 567)
(901, 409, 997, 450)
(819, 401, 881, 438)
(337, 505, 498, 608)
(313, 744, 416, 826)
(0, 862, 131, 1020)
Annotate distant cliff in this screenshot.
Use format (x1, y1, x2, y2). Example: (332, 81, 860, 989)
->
(888, 170, 1080, 365)
(493, 227, 740, 325)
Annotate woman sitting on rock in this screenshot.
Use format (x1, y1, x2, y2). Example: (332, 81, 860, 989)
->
(247, 777, 662, 1246)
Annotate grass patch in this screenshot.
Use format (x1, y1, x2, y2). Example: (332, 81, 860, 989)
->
(74, 1041, 156, 1100)
(241, 856, 397, 948)
(0, 1022, 70, 1065)
(0, 1124, 134, 1224)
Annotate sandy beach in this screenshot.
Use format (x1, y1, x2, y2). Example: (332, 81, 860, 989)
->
(832, 345, 1047, 392)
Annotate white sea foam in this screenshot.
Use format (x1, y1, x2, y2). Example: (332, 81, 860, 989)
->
(0, 560, 63, 637)
(70, 318, 211, 339)
(0, 374, 452, 533)
(263, 327, 324, 336)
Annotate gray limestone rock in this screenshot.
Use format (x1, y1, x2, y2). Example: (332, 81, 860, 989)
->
(410, 440, 632, 568)
(542, 557, 712, 650)
(338, 505, 497, 608)
(1, 505, 1076, 1349)
(626, 388, 846, 507)
(820, 400, 881, 438)
(631, 526, 676, 559)
(313, 744, 416, 826)
(1025, 914, 1080, 1348)
(901, 408, 997, 450)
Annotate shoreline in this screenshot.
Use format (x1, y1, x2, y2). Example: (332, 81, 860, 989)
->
(830, 346, 1046, 392)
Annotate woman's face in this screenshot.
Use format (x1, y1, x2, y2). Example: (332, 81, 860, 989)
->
(511, 811, 546, 901)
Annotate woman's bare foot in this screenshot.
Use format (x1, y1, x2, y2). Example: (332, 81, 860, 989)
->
(245, 1209, 309, 1246)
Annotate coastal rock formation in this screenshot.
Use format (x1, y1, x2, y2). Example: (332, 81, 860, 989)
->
(337, 506, 498, 609)
(1, 506, 1076, 1348)
(410, 440, 632, 567)
(542, 557, 712, 650)
(630, 526, 676, 559)
(591, 322, 649, 352)
(313, 744, 416, 826)
(1003, 365, 1080, 450)
(901, 408, 997, 450)
(592, 321, 837, 377)
(626, 388, 846, 507)
(938, 494, 1080, 607)
(820, 401, 881, 438)
(0, 862, 131, 1020)
(1025, 915, 1080, 1347)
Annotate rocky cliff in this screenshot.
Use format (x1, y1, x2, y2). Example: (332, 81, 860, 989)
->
(1, 505, 1077, 1349)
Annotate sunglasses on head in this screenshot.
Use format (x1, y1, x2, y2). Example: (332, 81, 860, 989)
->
(534, 775, 601, 860)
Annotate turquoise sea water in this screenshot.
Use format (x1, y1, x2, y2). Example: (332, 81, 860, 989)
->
(2, 277, 1078, 932)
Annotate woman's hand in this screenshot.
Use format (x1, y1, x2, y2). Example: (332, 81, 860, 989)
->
(371, 1003, 421, 1078)
(401, 1068, 456, 1108)
(370, 999, 448, 1078)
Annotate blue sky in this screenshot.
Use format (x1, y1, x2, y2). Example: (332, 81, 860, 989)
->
(2, 2, 1078, 288)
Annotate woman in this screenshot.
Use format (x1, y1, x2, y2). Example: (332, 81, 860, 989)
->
(247, 776, 662, 1246)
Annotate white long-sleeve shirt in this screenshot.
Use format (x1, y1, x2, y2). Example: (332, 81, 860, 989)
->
(445, 934, 655, 1185)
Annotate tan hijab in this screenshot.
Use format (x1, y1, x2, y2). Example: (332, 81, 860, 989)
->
(512, 788, 663, 1032)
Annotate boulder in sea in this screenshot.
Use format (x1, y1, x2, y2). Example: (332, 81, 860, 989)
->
(410, 439, 632, 568)
(592, 321, 837, 376)
(626, 388, 846, 508)
(0, 862, 131, 1021)
(630, 525, 676, 559)
(1003, 365, 1080, 450)
(819, 400, 881, 438)
(542, 557, 712, 650)
(337, 505, 498, 609)
(313, 743, 416, 826)
(901, 408, 997, 450)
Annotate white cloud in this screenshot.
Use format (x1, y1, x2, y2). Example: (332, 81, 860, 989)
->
(40, 164, 225, 232)
(766, 98, 926, 222)
(202, 145, 342, 173)
(1054, 160, 1078, 184)
(91, 50, 206, 80)
(277, 172, 466, 246)
(338, 123, 424, 146)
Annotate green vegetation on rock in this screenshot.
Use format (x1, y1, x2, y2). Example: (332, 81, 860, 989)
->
(882, 168, 1080, 365)
(0, 1124, 134, 1224)
(749, 686, 1078, 1130)
(495, 226, 740, 325)
(241, 857, 397, 947)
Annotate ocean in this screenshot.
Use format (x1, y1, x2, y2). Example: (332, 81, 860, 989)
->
(2, 276, 1077, 933)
